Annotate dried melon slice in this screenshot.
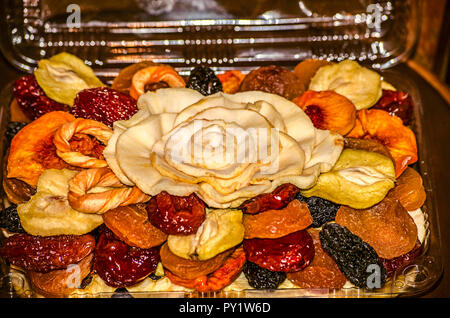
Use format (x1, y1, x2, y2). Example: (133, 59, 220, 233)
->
(34, 52, 104, 106)
(167, 209, 244, 261)
(301, 149, 395, 209)
(17, 169, 103, 236)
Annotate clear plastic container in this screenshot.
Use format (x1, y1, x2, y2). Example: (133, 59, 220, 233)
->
(0, 0, 443, 298)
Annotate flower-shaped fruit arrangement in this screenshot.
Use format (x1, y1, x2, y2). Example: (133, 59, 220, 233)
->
(0, 52, 425, 297)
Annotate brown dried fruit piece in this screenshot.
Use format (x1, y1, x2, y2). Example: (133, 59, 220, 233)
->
(293, 90, 357, 135)
(112, 61, 158, 95)
(243, 199, 313, 239)
(287, 229, 346, 289)
(103, 204, 168, 249)
(387, 167, 426, 210)
(165, 247, 246, 292)
(344, 137, 393, 160)
(335, 196, 418, 259)
(293, 59, 332, 92)
(2, 151, 36, 204)
(29, 253, 93, 298)
(0, 233, 95, 273)
(160, 243, 233, 280)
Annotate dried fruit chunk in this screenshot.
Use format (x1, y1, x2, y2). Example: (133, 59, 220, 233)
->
(13, 75, 70, 121)
(165, 247, 245, 292)
(0, 233, 95, 273)
(160, 243, 233, 280)
(217, 70, 246, 94)
(243, 199, 312, 239)
(319, 223, 386, 288)
(147, 191, 206, 235)
(243, 230, 314, 272)
(346, 109, 418, 177)
(293, 90, 357, 135)
(243, 261, 286, 289)
(387, 167, 426, 211)
(380, 241, 422, 277)
(296, 194, 340, 228)
(167, 209, 244, 261)
(239, 183, 299, 214)
(186, 66, 223, 96)
(372, 90, 413, 125)
(293, 59, 331, 92)
(2, 151, 36, 204)
(287, 229, 346, 289)
(344, 137, 392, 160)
(335, 196, 418, 259)
(71, 87, 138, 128)
(103, 204, 167, 249)
(93, 226, 160, 288)
(0, 205, 25, 233)
(239, 65, 303, 100)
(112, 61, 158, 95)
(29, 253, 93, 298)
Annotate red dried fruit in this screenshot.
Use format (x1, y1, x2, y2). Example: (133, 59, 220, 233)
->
(0, 233, 95, 273)
(239, 183, 299, 215)
(243, 230, 315, 272)
(372, 89, 413, 125)
(147, 191, 206, 235)
(165, 247, 246, 292)
(13, 75, 70, 120)
(93, 226, 160, 288)
(71, 87, 138, 128)
(380, 241, 422, 277)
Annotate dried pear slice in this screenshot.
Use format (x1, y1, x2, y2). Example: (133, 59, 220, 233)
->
(34, 52, 104, 106)
(167, 209, 244, 261)
(17, 169, 103, 236)
(301, 149, 395, 209)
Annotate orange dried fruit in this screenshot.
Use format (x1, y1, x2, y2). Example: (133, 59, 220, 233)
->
(293, 59, 331, 92)
(346, 109, 418, 177)
(335, 196, 418, 259)
(387, 167, 426, 210)
(293, 90, 356, 135)
(243, 199, 313, 239)
(217, 70, 246, 94)
(112, 61, 158, 95)
(286, 229, 346, 289)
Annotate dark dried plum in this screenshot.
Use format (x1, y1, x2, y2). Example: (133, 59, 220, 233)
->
(296, 193, 339, 228)
(319, 223, 386, 289)
(0, 205, 25, 233)
(186, 66, 222, 96)
(5, 122, 28, 146)
(243, 261, 286, 289)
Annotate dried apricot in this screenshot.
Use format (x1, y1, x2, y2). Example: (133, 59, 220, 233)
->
(335, 196, 418, 259)
(160, 243, 233, 280)
(147, 191, 206, 235)
(243, 199, 312, 239)
(243, 230, 314, 272)
(286, 229, 346, 289)
(0, 233, 95, 273)
(239, 183, 299, 215)
(387, 167, 426, 210)
(103, 204, 168, 249)
(217, 70, 246, 94)
(93, 226, 160, 288)
(165, 247, 246, 292)
(293, 59, 331, 92)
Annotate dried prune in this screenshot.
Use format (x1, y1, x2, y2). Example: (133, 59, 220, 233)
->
(93, 226, 160, 288)
(0, 205, 25, 233)
(286, 229, 346, 289)
(186, 66, 222, 96)
(239, 183, 299, 215)
(111, 288, 134, 298)
(165, 247, 245, 292)
(243, 230, 314, 272)
(372, 89, 413, 125)
(243, 261, 286, 289)
(147, 191, 206, 235)
(296, 193, 339, 228)
(0, 233, 95, 273)
(319, 223, 386, 288)
(5, 122, 28, 146)
(380, 241, 422, 277)
(243, 199, 312, 239)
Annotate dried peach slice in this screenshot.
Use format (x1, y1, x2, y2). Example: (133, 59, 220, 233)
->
(293, 59, 332, 92)
(387, 167, 426, 210)
(217, 70, 246, 94)
(335, 196, 418, 259)
(112, 61, 159, 95)
(346, 109, 418, 177)
(293, 90, 357, 135)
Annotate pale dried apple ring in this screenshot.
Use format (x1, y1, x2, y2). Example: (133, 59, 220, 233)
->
(68, 167, 150, 214)
(54, 118, 113, 168)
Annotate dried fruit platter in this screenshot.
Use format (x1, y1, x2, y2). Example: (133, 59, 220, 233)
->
(0, 53, 443, 298)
